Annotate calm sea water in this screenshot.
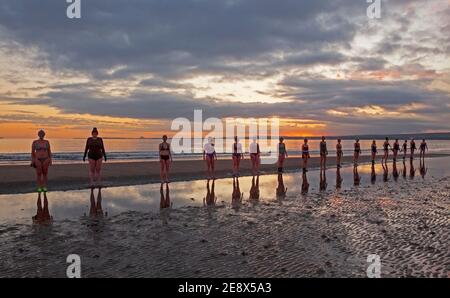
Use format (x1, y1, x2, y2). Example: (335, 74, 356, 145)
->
(1, 138, 449, 165)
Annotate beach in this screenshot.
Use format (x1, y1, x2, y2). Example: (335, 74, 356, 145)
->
(0, 156, 449, 277)
(0, 153, 448, 195)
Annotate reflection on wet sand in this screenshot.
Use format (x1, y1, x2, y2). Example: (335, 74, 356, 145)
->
(32, 192, 53, 224)
(409, 159, 416, 179)
(89, 188, 106, 218)
(319, 169, 327, 191)
(353, 165, 360, 186)
(392, 160, 399, 181)
(402, 160, 407, 179)
(419, 159, 427, 179)
(382, 162, 389, 182)
(232, 177, 243, 210)
(276, 174, 287, 201)
(371, 164, 376, 184)
(249, 176, 260, 203)
(160, 183, 171, 209)
(336, 168, 343, 190)
(203, 179, 217, 207)
(301, 171, 309, 194)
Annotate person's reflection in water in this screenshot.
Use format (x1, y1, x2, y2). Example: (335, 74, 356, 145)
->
(160, 183, 171, 209)
(382, 162, 389, 182)
(370, 164, 377, 184)
(409, 158, 416, 179)
(232, 177, 244, 210)
(276, 173, 287, 202)
(248, 175, 260, 203)
(353, 165, 361, 186)
(203, 179, 217, 207)
(419, 159, 427, 179)
(32, 192, 53, 224)
(336, 167, 343, 190)
(89, 188, 106, 218)
(301, 171, 309, 195)
(402, 160, 407, 179)
(392, 160, 399, 182)
(319, 169, 327, 191)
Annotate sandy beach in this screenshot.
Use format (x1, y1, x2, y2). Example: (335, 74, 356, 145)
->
(0, 157, 448, 278)
(0, 153, 448, 194)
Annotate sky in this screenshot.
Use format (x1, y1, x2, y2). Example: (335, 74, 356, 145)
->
(0, 0, 449, 138)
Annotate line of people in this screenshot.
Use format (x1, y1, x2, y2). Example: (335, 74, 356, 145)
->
(30, 128, 429, 191)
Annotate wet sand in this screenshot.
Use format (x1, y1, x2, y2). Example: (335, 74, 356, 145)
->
(0, 158, 448, 277)
(0, 153, 447, 194)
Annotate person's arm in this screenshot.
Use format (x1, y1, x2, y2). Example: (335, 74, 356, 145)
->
(285, 145, 288, 157)
(83, 138, 89, 162)
(214, 151, 217, 160)
(101, 138, 107, 161)
(47, 141, 52, 165)
(169, 144, 173, 162)
(31, 141, 35, 166)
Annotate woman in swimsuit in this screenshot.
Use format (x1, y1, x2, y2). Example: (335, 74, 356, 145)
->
(336, 138, 343, 168)
(419, 139, 428, 160)
(31, 129, 52, 193)
(301, 138, 310, 171)
(353, 138, 361, 166)
(83, 127, 107, 187)
(382, 137, 390, 163)
(392, 139, 400, 162)
(319, 136, 328, 170)
(277, 137, 288, 173)
(402, 140, 408, 160)
(249, 138, 260, 175)
(410, 139, 416, 160)
(159, 135, 173, 183)
(371, 140, 378, 165)
(203, 137, 217, 179)
(232, 136, 244, 177)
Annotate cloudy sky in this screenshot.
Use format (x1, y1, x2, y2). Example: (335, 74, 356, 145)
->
(0, 0, 449, 138)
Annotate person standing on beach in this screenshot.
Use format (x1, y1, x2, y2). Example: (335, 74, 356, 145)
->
(319, 136, 328, 170)
(419, 139, 428, 160)
(249, 138, 260, 175)
(392, 139, 400, 162)
(301, 138, 310, 172)
(382, 137, 391, 163)
(336, 138, 343, 168)
(371, 140, 378, 165)
(353, 138, 361, 166)
(31, 129, 52, 193)
(203, 137, 217, 180)
(83, 128, 107, 188)
(402, 140, 408, 160)
(232, 136, 244, 177)
(410, 139, 417, 160)
(277, 137, 288, 173)
(159, 135, 173, 184)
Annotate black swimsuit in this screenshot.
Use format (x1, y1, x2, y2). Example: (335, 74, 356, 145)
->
(84, 137, 106, 161)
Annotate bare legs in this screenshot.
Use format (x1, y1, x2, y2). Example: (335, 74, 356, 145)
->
(88, 159, 103, 187)
(206, 156, 215, 179)
(232, 155, 241, 176)
(34, 158, 50, 190)
(251, 155, 260, 175)
(320, 154, 326, 170)
(160, 159, 171, 183)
